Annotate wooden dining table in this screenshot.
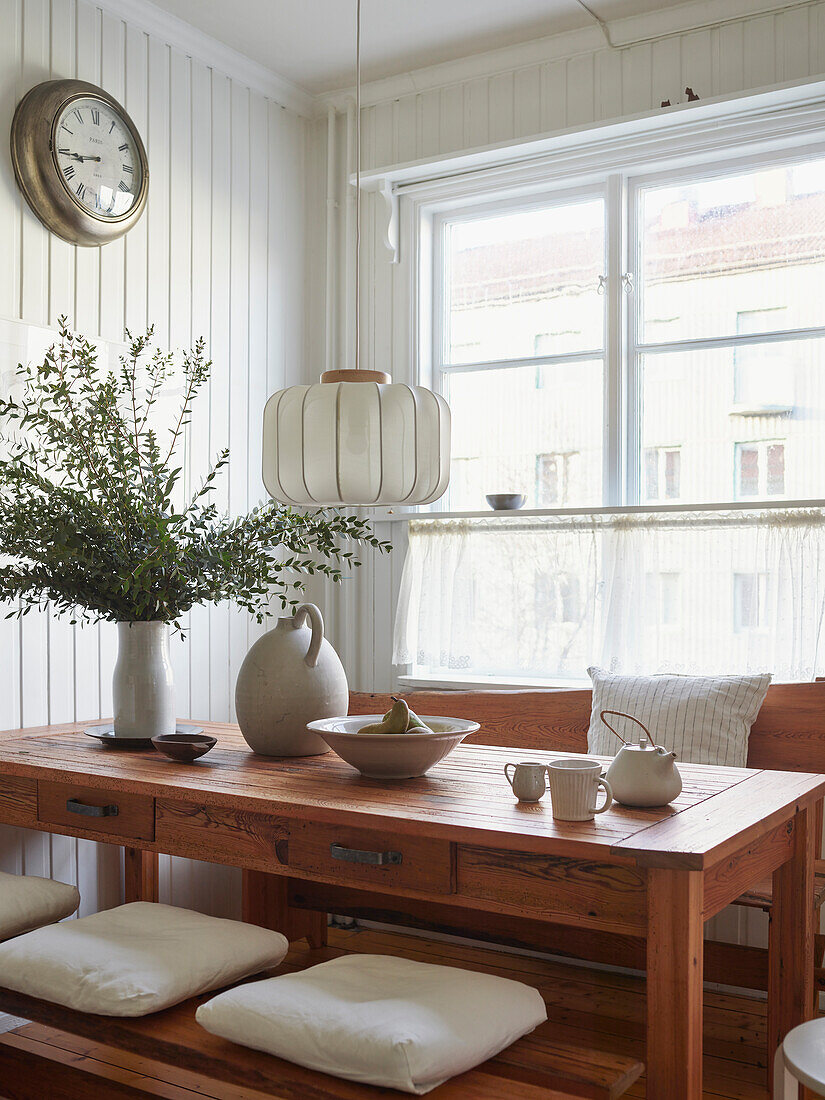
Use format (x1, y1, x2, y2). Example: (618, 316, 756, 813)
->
(0, 719, 823, 1100)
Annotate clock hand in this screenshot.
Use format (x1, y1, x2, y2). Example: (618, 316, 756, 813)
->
(66, 152, 102, 162)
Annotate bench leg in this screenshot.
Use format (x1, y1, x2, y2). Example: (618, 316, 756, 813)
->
(242, 870, 327, 948)
(123, 848, 158, 904)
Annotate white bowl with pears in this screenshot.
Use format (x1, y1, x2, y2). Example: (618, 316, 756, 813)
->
(307, 699, 480, 779)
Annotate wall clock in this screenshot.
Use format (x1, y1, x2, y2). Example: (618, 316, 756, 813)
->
(10, 78, 148, 246)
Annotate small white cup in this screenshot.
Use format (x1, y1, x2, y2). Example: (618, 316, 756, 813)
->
(547, 757, 613, 821)
(504, 761, 550, 803)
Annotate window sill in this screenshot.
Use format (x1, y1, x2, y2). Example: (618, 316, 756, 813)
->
(398, 673, 589, 691)
(729, 404, 794, 417)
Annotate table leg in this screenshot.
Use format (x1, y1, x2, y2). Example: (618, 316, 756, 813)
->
(123, 847, 158, 903)
(242, 869, 327, 948)
(647, 867, 704, 1100)
(769, 806, 815, 1095)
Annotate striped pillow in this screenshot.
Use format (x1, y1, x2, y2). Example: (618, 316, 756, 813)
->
(586, 667, 772, 767)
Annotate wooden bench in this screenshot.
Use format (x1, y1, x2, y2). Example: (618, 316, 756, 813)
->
(348, 681, 825, 993)
(0, 926, 644, 1100)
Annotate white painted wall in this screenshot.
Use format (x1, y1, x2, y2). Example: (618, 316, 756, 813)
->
(0, 0, 310, 918)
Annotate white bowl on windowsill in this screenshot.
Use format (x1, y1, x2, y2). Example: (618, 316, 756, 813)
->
(305, 715, 480, 779)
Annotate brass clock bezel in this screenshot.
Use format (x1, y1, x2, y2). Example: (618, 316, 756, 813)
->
(10, 78, 149, 247)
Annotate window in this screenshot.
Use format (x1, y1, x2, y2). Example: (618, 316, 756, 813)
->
(733, 309, 794, 412)
(734, 441, 786, 499)
(733, 573, 769, 632)
(645, 572, 682, 627)
(430, 150, 825, 511)
(645, 447, 681, 502)
(440, 196, 605, 511)
(535, 451, 580, 506)
(399, 107, 825, 688)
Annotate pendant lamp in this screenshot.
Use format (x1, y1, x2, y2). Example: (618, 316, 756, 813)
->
(261, 0, 450, 507)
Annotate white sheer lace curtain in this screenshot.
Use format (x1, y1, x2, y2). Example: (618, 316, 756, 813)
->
(393, 508, 825, 682)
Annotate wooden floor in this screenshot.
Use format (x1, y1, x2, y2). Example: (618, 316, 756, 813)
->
(1, 925, 771, 1100)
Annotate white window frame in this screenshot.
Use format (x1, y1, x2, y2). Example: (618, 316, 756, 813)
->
(379, 85, 825, 520)
(364, 82, 825, 690)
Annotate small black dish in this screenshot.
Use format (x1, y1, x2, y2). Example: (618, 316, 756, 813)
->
(85, 723, 204, 750)
(151, 732, 217, 762)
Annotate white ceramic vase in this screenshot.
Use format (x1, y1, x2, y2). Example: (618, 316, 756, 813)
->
(112, 621, 176, 739)
(235, 603, 348, 756)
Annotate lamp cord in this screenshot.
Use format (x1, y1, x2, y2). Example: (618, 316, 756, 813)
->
(354, 0, 361, 372)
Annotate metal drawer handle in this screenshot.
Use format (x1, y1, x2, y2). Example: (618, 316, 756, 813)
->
(66, 799, 119, 818)
(330, 842, 402, 867)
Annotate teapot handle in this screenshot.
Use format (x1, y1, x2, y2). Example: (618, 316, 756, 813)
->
(599, 709, 658, 749)
(291, 603, 324, 668)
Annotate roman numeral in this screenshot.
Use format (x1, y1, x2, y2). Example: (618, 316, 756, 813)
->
(76, 182, 85, 200)
(57, 147, 70, 155)
(63, 164, 75, 179)
(91, 108, 99, 125)
(117, 180, 130, 192)
(122, 164, 133, 174)
(94, 194, 104, 210)
(118, 143, 128, 152)
(73, 108, 83, 124)
(109, 120, 116, 134)
(61, 125, 73, 135)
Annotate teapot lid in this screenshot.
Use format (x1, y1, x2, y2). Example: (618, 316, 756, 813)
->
(624, 735, 656, 751)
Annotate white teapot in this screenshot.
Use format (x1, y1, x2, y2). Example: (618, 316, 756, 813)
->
(601, 710, 683, 808)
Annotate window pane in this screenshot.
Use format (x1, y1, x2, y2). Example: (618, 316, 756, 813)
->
(641, 338, 825, 502)
(444, 361, 603, 510)
(638, 157, 825, 343)
(736, 445, 760, 497)
(446, 198, 605, 365)
(767, 443, 785, 495)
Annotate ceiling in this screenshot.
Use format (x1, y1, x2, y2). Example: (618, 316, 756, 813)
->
(148, 0, 671, 95)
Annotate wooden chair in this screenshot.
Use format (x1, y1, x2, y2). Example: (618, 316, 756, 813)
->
(349, 682, 825, 994)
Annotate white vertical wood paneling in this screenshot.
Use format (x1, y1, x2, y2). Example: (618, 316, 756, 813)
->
(354, 2, 825, 177)
(0, 0, 310, 917)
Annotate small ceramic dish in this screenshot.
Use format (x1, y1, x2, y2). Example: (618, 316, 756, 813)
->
(486, 493, 526, 511)
(305, 715, 480, 779)
(151, 732, 217, 762)
(85, 723, 204, 750)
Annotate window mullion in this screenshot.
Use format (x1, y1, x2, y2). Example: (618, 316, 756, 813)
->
(605, 174, 625, 507)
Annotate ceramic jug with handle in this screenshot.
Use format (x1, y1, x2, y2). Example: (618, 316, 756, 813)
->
(602, 710, 683, 807)
(235, 603, 348, 756)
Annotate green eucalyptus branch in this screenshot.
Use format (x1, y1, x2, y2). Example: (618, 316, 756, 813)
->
(0, 318, 390, 631)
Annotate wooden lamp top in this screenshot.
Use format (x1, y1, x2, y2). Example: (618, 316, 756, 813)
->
(321, 369, 392, 384)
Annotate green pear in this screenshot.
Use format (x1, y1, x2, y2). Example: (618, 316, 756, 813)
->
(361, 699, 410, 735)
(382, 700, 432, 733)
(384, 698, 410, 733)
(359, 722, 389, 735)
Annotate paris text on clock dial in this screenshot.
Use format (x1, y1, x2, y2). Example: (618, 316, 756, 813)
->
(55, 96, 142, 219)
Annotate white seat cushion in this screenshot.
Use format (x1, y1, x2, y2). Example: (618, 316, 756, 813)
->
(587, 666, 771, 767)
(0, 872, 79, 942)
(196, 953, 548, 1095)
(0, 901, 288, 1017)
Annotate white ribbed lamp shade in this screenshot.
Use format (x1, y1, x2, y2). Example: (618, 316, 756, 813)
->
(262, 371, 451, 507)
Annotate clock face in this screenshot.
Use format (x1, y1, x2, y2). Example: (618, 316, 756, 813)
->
(53, 96, 143, 220)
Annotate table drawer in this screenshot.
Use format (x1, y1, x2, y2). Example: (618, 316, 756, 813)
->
(456, 845, 647, 933)
(288, 821, 453, 895)
(38, 781, 155, 841)
(0, 775, 37, 828)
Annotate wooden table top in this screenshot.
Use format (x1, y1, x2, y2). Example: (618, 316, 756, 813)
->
(2, 720, 824, 868)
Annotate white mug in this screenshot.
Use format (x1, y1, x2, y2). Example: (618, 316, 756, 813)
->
(547, 758, 613, 821)
(504, 761, 550, 803)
